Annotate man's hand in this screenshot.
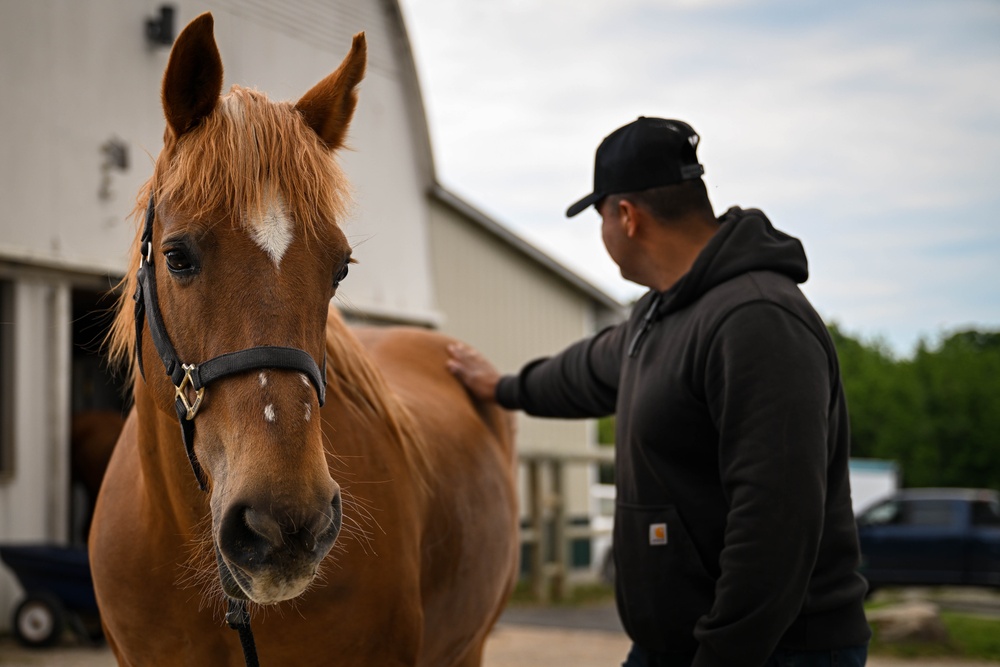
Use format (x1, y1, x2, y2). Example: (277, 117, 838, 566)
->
(446, 342, 501, 403)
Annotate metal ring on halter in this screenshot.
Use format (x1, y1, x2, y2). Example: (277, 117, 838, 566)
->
(175, 364, 206, 420)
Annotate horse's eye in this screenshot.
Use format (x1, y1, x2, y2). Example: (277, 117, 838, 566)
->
(164, 248, 195, 274)
(333, 263, 349, 287)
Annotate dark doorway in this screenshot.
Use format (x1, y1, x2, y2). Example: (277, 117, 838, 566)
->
(70, 287, 128, 546)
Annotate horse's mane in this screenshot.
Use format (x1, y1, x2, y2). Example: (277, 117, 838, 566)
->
(105, 85, 430, 487)
(323, 311, 432, 491)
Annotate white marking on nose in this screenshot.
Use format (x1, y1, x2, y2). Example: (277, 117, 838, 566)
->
(249, 195, 293, 268)
(264, 404, 276, 423)
(259, 372, 268, 387)
(304, 403, 312, 422)
(300, 374, 310, 388)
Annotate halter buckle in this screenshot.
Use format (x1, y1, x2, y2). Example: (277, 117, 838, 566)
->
(175, 364, 205, 420)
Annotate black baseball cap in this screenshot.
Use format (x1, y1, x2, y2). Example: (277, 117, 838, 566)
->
(565, 117, 705, 217)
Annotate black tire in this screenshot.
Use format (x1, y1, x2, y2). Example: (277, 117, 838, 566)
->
(12, 593, 65, 648)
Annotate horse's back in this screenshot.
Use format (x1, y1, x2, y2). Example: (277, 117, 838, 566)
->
(347, 322, 519, 666)
(352, 324, 514, 456)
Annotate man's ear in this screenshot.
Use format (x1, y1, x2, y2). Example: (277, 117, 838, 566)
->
(618, 199, 640, 238)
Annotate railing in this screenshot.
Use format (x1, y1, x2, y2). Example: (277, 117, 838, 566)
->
(518, 448, 615, 602)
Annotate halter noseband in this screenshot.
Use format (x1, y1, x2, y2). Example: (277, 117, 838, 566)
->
(133, 193, 327, 492)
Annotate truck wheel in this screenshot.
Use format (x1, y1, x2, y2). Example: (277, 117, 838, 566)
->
(12, 593, 65, 648)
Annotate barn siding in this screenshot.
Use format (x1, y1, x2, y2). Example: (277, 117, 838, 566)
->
(427, 195, 608, 520)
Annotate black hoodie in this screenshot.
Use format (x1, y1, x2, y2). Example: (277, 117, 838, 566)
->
(497, 207, 870, 666)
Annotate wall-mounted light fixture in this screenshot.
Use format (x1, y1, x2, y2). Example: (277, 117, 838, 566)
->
(145, 5, 176, 47)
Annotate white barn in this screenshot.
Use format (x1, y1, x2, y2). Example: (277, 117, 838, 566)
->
(0, 0, 624, 625)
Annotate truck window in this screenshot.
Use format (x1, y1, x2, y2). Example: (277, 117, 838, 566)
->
(903, 500, 954, 527)
(859, 500, 900, 526)
(971, 501, 1000, 527)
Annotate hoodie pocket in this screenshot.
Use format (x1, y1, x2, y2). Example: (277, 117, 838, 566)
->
(615, 504, 716, 653)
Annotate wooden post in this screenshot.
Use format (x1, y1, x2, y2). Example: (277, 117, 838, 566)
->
(526, 458, 546, 602)
(550, 458, 566, 602)
(517, 449, 616, 603)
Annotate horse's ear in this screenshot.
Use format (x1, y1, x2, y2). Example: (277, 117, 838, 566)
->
(162, 13, 224, 140)
(295, 33, 367, 150)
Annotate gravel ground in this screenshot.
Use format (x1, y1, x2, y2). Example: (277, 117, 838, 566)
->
(1, 625, 999, 667)
(3, 589, 1000, 666)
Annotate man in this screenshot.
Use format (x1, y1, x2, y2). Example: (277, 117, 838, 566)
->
(446, 117, 871, 667)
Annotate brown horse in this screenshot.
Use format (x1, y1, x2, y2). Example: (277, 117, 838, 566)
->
(89, 13, 518, 666)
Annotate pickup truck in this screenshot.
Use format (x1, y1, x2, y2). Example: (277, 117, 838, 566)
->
(856, 488, 1000, 593)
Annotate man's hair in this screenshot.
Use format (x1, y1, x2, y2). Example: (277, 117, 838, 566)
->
(607, 178, 713, 223)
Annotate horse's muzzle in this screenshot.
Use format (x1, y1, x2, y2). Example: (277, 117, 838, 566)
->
(216, 490, 343, 604)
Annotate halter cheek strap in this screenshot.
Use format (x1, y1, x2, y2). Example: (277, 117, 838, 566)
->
(133, 193, 327, 491)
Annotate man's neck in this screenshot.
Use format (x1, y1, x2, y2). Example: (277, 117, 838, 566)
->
(643, 215, 719, 292)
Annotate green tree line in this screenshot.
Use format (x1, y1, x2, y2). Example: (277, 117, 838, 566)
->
(830, 326, 1000, 491)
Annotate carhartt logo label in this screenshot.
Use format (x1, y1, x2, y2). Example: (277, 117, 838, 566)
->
(649, 523, 667, 546)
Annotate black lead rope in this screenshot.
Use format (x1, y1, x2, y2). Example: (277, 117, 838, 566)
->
(134, 193, 328, 666)
(227, 598, 260, 667)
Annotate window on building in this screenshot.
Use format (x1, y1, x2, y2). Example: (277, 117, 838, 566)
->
(0, 279, 13, 476)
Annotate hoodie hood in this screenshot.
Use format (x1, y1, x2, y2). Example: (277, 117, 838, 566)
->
(658, 206, 808, 317)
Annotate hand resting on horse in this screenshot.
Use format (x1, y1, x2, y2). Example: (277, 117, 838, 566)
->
(446, 342, 501, 403)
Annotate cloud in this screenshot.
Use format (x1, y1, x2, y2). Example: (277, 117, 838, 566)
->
(399, 0, 1000, 355)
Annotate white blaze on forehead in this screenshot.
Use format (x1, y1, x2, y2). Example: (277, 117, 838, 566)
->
(249, 194, 294, 267)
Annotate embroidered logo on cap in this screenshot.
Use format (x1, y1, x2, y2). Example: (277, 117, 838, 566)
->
(649, 523, 667, 546)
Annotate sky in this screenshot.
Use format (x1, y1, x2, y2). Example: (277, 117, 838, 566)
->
(395, 0, 1000, 357)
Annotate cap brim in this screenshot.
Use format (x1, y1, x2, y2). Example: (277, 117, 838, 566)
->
(566, 192, 602, 218)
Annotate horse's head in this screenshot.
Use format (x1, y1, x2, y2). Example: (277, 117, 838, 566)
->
(122, 13, 365, 605)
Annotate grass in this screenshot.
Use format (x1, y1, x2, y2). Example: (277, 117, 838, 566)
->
(865, 604, 1000, 662)
(508, 578, 615, 607)
(943, 612, 1000, 661)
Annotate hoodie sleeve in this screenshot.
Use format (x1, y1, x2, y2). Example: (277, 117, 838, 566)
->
(693, 301, 833, 667)
(494, 322, 626, 418)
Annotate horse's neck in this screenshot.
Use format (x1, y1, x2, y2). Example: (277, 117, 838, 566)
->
(132, 381, 211, 531)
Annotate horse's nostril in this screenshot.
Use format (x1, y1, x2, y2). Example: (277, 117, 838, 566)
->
(331, 490, 343, 536)
(300, 491, 341, 552)
(218, 504, 277, 572)
(244, 507, 284, 548)
(318, 491, 343, 548)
